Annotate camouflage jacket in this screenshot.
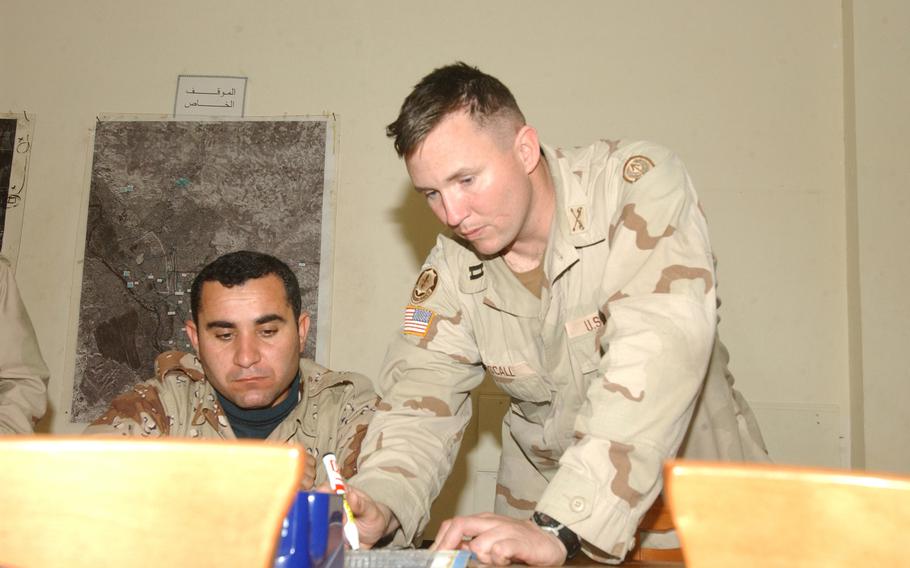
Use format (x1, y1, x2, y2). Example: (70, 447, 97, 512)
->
(85, 351, 377, 482)
(352, 140, 769, 560)
(0, 255, 49, 434)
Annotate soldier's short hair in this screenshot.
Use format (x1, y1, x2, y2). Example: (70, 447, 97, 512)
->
(190, 250, 302, 323)
(386, 61, 526, 158)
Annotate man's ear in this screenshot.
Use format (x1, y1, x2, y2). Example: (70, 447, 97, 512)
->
(185, 320, 200, 353)
(515, 125, 542, 174)
(297, 313, 311, 351)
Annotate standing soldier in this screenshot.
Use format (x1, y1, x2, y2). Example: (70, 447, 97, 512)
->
(349, 62, 769, 565)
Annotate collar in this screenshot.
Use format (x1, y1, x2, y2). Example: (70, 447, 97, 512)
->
(542, 143, 607, 244)
(215, 371, 301, 439)
(541, 143, 607, 283)
(477, 257, 541, 317)
(451, 143, 609, 316)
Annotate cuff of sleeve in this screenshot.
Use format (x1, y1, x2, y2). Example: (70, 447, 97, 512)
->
(349, 470, 428, 547)
(536, 466, 639, 561)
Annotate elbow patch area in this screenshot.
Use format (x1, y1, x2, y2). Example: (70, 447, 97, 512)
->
(375, 396, 453, 417)
(378, 465, 418, 479)
(610, 204, 676, 250)
(654, 265, 714, 295)
(402, 396, 453, 417)
(609, 441, 644, 509)
(93, 383, 170, 435)
(603, 374, 646, 402)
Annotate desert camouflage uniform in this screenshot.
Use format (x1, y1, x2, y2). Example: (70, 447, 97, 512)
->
(352, 140, 769, 561)
(0, 255, 49, 434)
(86, 351, 377, 483)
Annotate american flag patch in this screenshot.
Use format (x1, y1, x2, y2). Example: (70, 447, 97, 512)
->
(402, 305, 435, 337)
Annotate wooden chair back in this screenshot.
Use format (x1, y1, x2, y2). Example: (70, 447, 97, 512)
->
(628, 495, 683, 562)
(664, 459, 910, 567)
(0, 436, 304, 568)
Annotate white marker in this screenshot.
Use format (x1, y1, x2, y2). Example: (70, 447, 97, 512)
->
(322, 453, 360, 550)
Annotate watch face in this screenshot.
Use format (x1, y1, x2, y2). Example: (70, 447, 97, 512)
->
(533, 511, 559, 527)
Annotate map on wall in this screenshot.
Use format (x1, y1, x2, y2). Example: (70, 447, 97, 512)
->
(0, 112, 35, 266)
(70, 116, 335, 423)
(0, 118, 15, 245)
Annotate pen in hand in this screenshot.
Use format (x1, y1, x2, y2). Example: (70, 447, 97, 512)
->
(322, 453, 360, 550)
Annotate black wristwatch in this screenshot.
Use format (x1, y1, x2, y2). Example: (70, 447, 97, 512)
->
(532, 511, 581, 560)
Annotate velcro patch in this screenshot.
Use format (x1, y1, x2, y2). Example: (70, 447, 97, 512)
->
(486, 361, 536, 382)
(402, 305, 435, 337)
(411, 267, 438, 304)
(622, 155, 655, 183)
(568, 205, 587, 234)
(565, 311, 604, 338)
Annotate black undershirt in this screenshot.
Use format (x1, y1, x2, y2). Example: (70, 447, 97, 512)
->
(215, 371, 301, 439)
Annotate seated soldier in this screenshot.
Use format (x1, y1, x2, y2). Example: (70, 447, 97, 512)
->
(86, 250, 376, 487)
(0, 254, 50, 434)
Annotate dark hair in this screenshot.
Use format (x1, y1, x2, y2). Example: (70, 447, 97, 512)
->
(386, 62, 526, 158)
(190, 250, 302, 323)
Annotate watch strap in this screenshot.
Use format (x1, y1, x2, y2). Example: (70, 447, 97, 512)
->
(532, 511, 581, 560)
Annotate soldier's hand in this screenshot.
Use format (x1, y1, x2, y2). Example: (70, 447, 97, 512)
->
(300, 452, 317, 489)
(432, 513, 567, 566)
(344, 485, 400, 548)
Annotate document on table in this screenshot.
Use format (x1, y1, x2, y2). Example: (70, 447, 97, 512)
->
(344, 549, 475, 568)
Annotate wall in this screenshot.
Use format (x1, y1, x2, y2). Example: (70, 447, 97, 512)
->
(851, 0, 910, 472)
(0, 0, 899, 484)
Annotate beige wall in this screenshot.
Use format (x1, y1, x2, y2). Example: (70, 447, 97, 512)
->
(0, 1, 905, 472)
(851, 0, 910, 472)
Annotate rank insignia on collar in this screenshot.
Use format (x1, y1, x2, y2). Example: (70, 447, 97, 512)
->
(623, 155, 655, 183)
(468, 263, 484, 280)
(568, 205, 587, 234)
(411, 267, 438, 304)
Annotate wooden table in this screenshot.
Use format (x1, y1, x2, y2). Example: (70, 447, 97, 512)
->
(500, 560, 683, 567)
(564, 562, 682, 568)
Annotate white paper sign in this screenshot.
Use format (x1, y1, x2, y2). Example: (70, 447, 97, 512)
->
(174, 75, 246, 117)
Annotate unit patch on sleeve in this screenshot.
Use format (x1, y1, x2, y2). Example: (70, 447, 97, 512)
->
(622, 155, 655, 183)
(402, 305, 436, 337)
(410, 267, 438, 304)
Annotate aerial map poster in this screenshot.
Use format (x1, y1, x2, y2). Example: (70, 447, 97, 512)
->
(70, 116, 335, 423)
(0, 112, 35, 265)
(0, 118, 14, 246)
